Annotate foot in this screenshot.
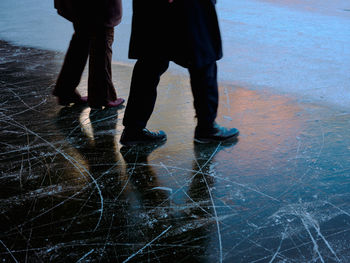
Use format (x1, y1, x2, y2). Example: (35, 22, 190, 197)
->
(194, 122, 239, 143)
(89, 98, 125, 109)
(120, 128, 167, 146)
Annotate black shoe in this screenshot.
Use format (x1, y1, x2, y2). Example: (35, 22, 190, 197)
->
(194, 123, 239, 143)
(120, 128, 167, 145)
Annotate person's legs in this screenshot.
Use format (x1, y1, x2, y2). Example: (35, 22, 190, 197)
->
(88, 26, 123, 107)
(123, 59, 169, 129)
(188, 62, 219, 129)
(189, 62, 239, 143)
(53, 23, 90, 102)
(120, 59, 169, 145)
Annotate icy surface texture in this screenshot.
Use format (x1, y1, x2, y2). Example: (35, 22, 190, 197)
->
(1, 41, 350, 262)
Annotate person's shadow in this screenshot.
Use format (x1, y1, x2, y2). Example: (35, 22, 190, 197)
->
(120, 142, 169, 214)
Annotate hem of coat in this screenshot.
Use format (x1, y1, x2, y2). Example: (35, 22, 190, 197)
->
(56, 11, 122, 28)
(127, 55, 223, 69)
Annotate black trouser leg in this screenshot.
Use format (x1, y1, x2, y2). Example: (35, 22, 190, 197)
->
(53, 24, 90, 98)
(88, 27, 117, 106)
(188, 62, 218, 128)
(123, 59, 169, 129)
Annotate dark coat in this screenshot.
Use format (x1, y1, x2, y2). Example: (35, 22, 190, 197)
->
(54, 0, 122, 27)
(128, 0, 222, 68)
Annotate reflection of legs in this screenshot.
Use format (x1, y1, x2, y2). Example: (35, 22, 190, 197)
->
(88, 27, 118, 107)
(88, 109, 119, 175)
(189, 143, 217, 213)
(53, 24, 90, 100)
(120, 144, 168, 206)
(123, 59, 169, 129)
(189, 142, 237, 210)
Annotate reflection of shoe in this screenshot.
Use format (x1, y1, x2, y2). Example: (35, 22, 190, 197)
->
(120, 128, 167, 146)
(56, 94, 88, 106)
(120, 141, 165, 162)
(194, 122, 239, 143)
(193, 139, 237, 160)
(89, 98, 125, 109)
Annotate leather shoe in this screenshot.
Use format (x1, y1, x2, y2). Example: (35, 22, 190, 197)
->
(120, 128, 167, 146)
(194, 122, 239, 143)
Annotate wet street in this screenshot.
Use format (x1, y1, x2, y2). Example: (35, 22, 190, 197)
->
(1, 39, 350, 262)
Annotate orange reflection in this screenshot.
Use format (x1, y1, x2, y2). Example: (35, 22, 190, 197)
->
(218, 86, 303, 169)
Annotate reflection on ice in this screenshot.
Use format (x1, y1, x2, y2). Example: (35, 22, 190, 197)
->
(1, 41, 350, 262)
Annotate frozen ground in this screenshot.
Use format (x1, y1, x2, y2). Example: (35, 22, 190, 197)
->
(0, 0, 349, 108)
(1, 41, 350, 262)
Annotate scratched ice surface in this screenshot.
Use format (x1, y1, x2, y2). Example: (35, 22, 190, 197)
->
(1, 41, 350, 262)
